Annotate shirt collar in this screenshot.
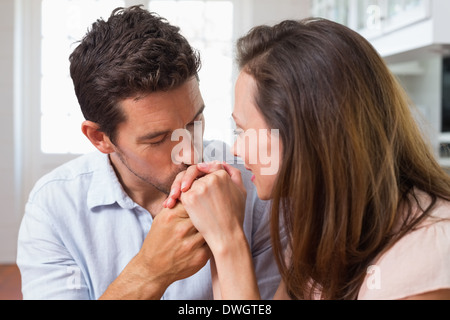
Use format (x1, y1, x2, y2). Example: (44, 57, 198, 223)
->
(87, 152, 137, 211)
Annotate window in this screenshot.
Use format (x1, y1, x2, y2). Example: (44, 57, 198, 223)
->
(39, 0, 234, 154)
(149, 0, 235, 146)
(312, 0, 431, 39)
(40, 0, 124, 154)
(311, 0, 350, 26)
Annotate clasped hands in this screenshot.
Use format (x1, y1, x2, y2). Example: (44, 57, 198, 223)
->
(163, 161, 247, 255)
(100, 162, 248, 300)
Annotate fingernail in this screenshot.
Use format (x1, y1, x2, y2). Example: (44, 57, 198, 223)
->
(198, 163, 208, 169)
(169, 188, 176, 197)
(181, 182, 187, 191)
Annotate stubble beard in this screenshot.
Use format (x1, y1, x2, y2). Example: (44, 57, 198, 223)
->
(114, 148, 189, 196)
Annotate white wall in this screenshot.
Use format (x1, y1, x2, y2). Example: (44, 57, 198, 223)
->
(249, 0, 310, 26)
(0, 0, 21, 263)
(233, 0, 310, 41)
(370, 1, 450, 64)
(376, 0, 450, 165)
(395, 57, 442, 155)
(431, 0, 450, 44)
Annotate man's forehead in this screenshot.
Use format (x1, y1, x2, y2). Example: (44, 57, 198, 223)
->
(123, 78, 202, 112)
(117, 80, 204, 136)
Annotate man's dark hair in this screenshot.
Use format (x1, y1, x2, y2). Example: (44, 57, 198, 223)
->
(69, 5, 201, 143)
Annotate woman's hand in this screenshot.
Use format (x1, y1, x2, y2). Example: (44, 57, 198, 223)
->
(177, 164, 260, 300)
(179, 167, 247, 252)
(164, 162, 260, 300)
(163, 161, 242, 208)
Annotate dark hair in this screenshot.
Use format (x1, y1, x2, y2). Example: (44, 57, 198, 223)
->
(237, 18, 450, 299)
(69, 5, 201, 143)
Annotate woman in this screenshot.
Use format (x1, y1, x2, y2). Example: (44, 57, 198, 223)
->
(164, 18, 450, 300)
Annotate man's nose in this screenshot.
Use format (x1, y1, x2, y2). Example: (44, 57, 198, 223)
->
(171, 127, 203, 165)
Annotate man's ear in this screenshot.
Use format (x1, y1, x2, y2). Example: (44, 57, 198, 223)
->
(81, 121, 115, 154)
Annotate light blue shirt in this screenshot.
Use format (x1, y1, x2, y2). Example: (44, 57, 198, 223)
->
(17, 141, 281, 300)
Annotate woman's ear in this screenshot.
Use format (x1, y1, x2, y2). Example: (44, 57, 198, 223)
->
(81, 121, 115, 154)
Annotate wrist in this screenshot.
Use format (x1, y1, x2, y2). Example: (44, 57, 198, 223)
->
(212, 230, 260, 300)
(100, 254, 169, 300)
(211, 227, 248, 259)
(129, 253, 171, 298)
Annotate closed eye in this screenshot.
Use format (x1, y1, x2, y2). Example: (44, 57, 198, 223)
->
(148, 133, 169, 146)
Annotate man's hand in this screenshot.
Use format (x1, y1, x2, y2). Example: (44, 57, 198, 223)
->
(99, 203, 210, 300)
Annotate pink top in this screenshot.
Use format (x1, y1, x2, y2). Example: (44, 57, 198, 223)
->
(358, 191, 450, 300)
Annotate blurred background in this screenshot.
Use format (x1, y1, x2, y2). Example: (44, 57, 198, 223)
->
(1, 0, 450, 298)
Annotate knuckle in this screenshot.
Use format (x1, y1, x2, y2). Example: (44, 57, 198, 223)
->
(192, 180, 207, 194)
(208, 173, 220, 184)
(172, 203, 188, 217)
(163, 210, 178, 224)
(217, 169, 229, 179)
(193, 187, 206, 199)
(174, 223, 190, 239)
(180, 239, 192, 252)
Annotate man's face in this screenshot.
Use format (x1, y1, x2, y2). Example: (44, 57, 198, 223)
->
(110, 77, 205, 196)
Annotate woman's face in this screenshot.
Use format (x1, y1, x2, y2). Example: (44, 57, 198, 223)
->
(231, 71, 282, 200)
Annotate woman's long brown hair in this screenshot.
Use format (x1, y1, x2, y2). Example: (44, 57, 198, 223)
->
(237, 18, 450, 299)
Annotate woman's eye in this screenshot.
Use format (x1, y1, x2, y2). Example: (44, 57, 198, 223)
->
(230, 116, 245, 138)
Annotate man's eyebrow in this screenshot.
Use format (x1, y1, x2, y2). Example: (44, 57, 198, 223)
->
(137, 105, 205, 142)
(189, 104, 205, 124)
(137, 130, 171, 142)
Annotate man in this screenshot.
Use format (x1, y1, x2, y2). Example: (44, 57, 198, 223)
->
(17, 6, 281, 299)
